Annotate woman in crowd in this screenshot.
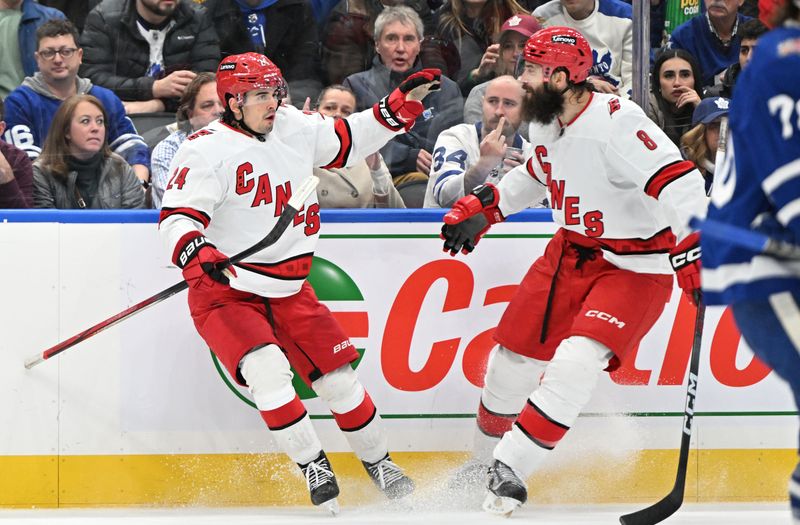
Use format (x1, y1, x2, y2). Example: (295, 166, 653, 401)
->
(680, 96, 730, 195)
(645, 49, 704, 146)
(435, 0, 527, 95)
(33, 94, 144, 209)
(150, 73, 224, 208)
(313, 85, 405, 208)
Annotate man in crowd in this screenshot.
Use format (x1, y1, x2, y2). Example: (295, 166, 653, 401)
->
(425, 75, 528, 208)
(344, 6, 462, 184)
(4, 19, 150, 185)
(668, 0, 752, 87)
(0, 0, 65, 98)
(80, 0, 220, 114)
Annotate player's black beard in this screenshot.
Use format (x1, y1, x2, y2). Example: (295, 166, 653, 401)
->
(521, 83, 565, 125)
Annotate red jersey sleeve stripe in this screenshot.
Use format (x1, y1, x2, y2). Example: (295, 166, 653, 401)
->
(644, 160, 696, 199)
(526, 157, 545, 185)
(321, 118, 353, 170)
(159, 207, 211, 229)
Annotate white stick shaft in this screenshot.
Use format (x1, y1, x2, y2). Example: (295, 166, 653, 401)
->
(288, 176, 319, 210)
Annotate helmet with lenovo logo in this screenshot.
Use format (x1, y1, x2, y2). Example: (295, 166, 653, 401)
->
(216, 52, 288, 107)
(521, 27, 593, 83)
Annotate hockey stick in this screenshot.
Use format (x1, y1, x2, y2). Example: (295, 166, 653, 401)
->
(689, 217, 800, 260)
(23, 176, 320, 370)
(619, 293, 705, 525)
(618, 118, 726, 525)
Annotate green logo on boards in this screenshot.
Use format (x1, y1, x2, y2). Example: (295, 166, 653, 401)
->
(211, 256, 367, 408)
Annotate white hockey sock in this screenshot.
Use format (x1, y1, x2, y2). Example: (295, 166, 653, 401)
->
(312, 365, 388, 464)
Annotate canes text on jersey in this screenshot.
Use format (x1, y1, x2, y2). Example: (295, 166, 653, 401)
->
(236, 162, 320, 235)
(535, 146, 604, 237)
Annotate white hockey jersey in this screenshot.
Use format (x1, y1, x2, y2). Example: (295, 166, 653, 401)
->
(424, 122, 529, 208)
(497, 92, 707, 274)
(159, 104, 399, 297)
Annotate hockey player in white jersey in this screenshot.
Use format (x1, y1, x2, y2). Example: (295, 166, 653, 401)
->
(701, 0, 800, 521)
(159, 52, 441, 512)
(424, 75, 529, 208)
(440, 27, 708, 515)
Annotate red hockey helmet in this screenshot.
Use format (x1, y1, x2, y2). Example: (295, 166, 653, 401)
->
(521, 27, 593, 83)
(216, 52, 287, 107)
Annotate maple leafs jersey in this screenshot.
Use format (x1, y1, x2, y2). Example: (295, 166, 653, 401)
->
(158, 104, 399, 297)
(497, 92, 707, 274)
(424, 122, 529, 208)
(702, 26, 800, 305)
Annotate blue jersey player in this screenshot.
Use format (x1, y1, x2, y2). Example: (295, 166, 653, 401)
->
(701, 0, 800, 521)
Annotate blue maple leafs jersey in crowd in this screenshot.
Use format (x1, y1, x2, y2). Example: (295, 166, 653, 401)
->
(702, 26, 800, 305)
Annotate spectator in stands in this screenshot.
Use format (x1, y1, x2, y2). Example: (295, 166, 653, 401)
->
(667, 0, 752, 87)
(4, 20, 150, 186)
(0, 0, 65, 98)
(434, 0, 527, 96)
(425, 75, 528, 208)
(463, 14, 540, 129)
(534, 0, 633, 96)
(680, 96, 729, 194)
(0, 97, 33, 208)
(33, 94, 145, 209)
(344, 6, 463, 183)
(80, 0, 220, 114)
(705, 18, 766, 98)
(320, 0, 436, 86)
(150, 72, 223, 208)
(645, 48, 703, 147)
(38, 0, 100, 32)
(198, 0, 322, 107)
(312, 84, 405, 208)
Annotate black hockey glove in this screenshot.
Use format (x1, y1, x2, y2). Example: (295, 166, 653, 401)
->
(441, 184, 505, 256)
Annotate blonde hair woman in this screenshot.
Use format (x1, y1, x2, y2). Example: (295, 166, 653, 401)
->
(680, 96, 730, 195)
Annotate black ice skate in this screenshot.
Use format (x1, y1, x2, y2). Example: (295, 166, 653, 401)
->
(298, 451, 340, 515)
(362, 454, 415, 499)
(482, 459, 527, 517)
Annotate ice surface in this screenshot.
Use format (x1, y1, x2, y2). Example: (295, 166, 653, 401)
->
(0, 503, 789, 525)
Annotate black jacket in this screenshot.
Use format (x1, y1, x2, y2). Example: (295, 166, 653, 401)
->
(199, 0, 320, 86)
(79, 0, 220, 108)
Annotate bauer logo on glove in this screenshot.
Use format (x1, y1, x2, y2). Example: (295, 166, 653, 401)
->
(373, 68, 441, 132)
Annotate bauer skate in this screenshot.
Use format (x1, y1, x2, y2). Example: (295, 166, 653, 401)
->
(482, 459, 527, 517)
(299, 452, 340, 515)
(362, 454, 415, 499)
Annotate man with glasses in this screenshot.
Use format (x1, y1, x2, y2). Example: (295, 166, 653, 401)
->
(3, 19, 151, 186)
(0, 0, 65, 98)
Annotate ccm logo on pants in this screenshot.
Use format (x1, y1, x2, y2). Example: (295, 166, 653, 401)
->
(585, 310, 626, 328)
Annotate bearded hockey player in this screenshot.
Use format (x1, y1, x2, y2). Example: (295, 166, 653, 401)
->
(441, 27, 708, 515)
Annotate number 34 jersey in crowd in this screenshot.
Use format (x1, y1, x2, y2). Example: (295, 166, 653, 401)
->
(497, 92, 707, 274)
(158, 105, 398, 298)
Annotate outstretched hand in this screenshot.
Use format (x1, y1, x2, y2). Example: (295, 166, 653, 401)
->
(402, 68, 442, 102)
